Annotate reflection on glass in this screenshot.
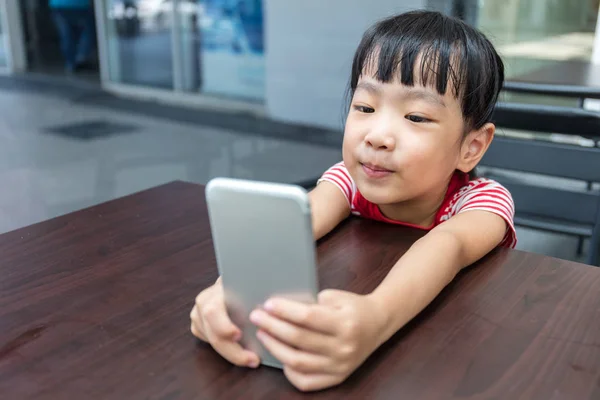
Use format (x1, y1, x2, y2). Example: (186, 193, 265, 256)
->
(0, 13, 7, 67)
(476, 0, 599, 78)
(179, 0, 266, 100)
(178, 0, 202, 92)
(428, 0, 598, 79)
(104, 0, 174, 88)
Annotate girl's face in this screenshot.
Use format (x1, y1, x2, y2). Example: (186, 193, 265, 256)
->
(343, 74, 468, 212)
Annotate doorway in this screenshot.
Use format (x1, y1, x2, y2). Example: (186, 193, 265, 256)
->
(20, 0, 100, 82)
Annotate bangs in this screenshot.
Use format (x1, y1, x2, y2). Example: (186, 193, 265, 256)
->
(349, 11, 504, 130)
(353, 27, 466, 98)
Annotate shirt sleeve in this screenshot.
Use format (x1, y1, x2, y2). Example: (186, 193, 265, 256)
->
(317, 162, 356, 207)
(454, 179, 517, 248)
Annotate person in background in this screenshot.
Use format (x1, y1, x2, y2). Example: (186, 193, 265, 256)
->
(49, 0, 96, 73)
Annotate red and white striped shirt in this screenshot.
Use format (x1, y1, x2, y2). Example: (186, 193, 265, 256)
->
(319, 162, 517, 248)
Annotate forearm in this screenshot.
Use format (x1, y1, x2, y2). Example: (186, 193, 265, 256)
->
(367, 231, 467, 345)
(308, 185, 350, 241)
(312, 216, 336, 241)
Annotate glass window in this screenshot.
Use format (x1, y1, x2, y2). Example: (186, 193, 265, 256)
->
(428, 0, 599, 78)
(178, 0, 265, 100)
(0, 12, 8, 67)
(479, 0, 598, 78)
(104, 0, 175, 88)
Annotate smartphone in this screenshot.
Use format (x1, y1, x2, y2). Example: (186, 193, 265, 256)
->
(205, 177, 319, 368)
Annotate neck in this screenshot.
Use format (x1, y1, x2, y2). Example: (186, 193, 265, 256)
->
(378, 178, 452, 228)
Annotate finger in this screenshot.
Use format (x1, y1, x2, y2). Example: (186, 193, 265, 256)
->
(190, 306, 207, 340)
(284, 366, 345, 392)
(202, 301, 241, 341)
(190, 305, 204, 328)
(250, 309, 334, 354)
(190, 321, 207, 341)
(193, 286, 216, 332)
(256, 330, 333, 374)
(263, 298, 338, 334)
(317, 289, 347, 306)
(210, 336, 260, 368)
(195, 285, 215, 307)
(195, 278, 223, 308)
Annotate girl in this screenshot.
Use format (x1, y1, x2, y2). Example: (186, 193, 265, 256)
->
(190, 10, 515, 392)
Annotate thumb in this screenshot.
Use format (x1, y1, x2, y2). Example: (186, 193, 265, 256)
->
(317, 289, 347, 306)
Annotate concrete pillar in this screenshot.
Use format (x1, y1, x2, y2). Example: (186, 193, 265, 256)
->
(265, 1, 425, 130)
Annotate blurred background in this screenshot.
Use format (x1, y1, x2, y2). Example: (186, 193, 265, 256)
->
(0, 0, 599, 263)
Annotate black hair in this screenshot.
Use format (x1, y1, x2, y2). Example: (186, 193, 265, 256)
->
(348, 10, 504, 133)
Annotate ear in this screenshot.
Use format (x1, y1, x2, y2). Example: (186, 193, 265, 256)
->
(457, 123, 495, 174)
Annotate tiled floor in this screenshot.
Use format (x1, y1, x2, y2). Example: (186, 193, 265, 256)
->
(0, 74, 590, 264)
(0, 78, 340, 235)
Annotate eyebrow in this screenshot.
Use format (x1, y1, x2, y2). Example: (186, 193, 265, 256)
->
(405, 88, 447, 108)
(356, 81, 382, 95)
(355, 81, 447, 108)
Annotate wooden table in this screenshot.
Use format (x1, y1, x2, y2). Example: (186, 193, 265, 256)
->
(2, 181, 600, 399)
(504, 60, 600, 101)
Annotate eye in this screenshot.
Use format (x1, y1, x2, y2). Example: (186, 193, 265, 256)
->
(354, 105, 375, 114)
(406, 115, 431, 123)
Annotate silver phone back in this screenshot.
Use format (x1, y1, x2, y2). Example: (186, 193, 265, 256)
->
(205, 178, 319, 368)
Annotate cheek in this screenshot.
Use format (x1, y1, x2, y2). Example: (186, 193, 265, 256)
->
(395, 134, 458, 173)
(342, 122, 362, 161)
(395, 135, 437, 165)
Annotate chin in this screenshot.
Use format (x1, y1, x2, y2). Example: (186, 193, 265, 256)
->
(357, 184, 403, 205)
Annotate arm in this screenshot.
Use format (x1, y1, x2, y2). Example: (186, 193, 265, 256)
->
(308, 182, 351, 240)
(250, 205, 512, 391)
(368, 210, 508, 344)
(248, 210, 510, 392)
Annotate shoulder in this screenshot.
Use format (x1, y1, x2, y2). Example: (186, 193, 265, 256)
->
(317, 162, 356, 204)
(439, 177, 516, 248)
(454, 177, 513, 204)
(443, 177, 514, 218)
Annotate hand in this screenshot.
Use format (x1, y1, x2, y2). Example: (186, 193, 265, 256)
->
(249, 289, 388, 392)
(190, 277, 260, 368)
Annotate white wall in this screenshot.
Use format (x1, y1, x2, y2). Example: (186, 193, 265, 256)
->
(584, 2, 600, 111)
(0, 0, 27, 73)
(265, 1, 426, 130)
(592, 3, 600, 63)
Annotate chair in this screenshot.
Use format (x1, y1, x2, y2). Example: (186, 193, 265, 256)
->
(482, 102, 600, 266)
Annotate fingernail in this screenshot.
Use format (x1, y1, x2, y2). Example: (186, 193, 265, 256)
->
(249, 310, 261, 324)
(248, 359, 259, 368)
(232, 331, 242, 341)
(263, 299, 275, 311)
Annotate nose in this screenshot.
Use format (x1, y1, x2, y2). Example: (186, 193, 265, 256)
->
(364, 130, 396, 151)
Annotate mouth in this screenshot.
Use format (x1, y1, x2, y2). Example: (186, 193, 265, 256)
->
(360, 162, 394, 178)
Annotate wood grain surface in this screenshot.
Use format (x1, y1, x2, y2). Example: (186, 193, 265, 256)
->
(1, 181, 600, 399)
